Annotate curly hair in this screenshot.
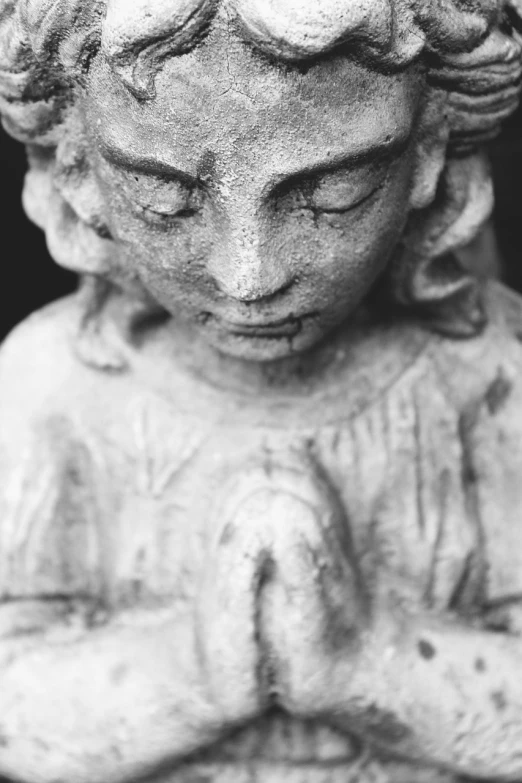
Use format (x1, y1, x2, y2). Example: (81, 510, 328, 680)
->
(1, 0, 521, 145)
(0, 0, 521, 367)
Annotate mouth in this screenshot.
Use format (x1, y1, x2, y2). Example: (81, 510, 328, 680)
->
(175, 710, 364, 783)
(213, 314, 308, 340)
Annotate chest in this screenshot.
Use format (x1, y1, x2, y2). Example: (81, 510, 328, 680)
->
(1, 363, 501, 620)
(33, 380, 485, 616)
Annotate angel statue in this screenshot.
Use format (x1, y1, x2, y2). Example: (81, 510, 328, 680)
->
(1, 1, 522, 782)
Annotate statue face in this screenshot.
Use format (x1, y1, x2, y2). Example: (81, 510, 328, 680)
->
(85, 30, 424, 361)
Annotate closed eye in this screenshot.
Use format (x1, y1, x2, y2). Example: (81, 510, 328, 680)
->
(274, 161, 391, 217)
(100, 157, 204, 222)
(272, 141, 406, 217)
(311, 179, 386, 213)
(277, 175, 387, 217)
(140, 203, 199, 218)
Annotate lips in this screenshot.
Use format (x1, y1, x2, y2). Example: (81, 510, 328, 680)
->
(219, 316, 305, 339)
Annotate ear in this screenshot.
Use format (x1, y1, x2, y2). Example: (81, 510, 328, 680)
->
(22, 113, 114, 277)
(408, 89, 450, 211)
(383, 152, 493, 338)
(24, 164, 113, 276)
(407, 152, 494, 272)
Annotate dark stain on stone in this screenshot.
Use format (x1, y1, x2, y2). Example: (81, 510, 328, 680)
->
(110, 744, 124, 760)
(485, 372, 513, 415)
(475, 657, 486, 673)
(458, 404, 481, 486)
(111, 663, 129, 685)
(358, 705, 411, 745)
(197, 149, 217, 183)
(219, 522, 236, 547)
(322, 612, 359, 653)
(491, 690, 508, 711)
(418, 639, 437, 660)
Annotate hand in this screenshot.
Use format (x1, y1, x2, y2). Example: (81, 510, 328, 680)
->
(197, 454, 367, 712)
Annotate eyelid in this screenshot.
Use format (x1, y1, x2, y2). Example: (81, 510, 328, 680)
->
(118, 169, 194, 194)
(108, 165, 203, 216)
(278, 163, 387, 216)
(272, 137, 408, 199)
(140, 202, 187, 217)
(312, 179, 386, 213)
(138, 191, 201, 219)
(138, 183, 193, 213)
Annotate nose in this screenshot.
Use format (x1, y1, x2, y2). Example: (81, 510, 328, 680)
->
(207, 206, 295, 302)
(196, 455, 366, 714)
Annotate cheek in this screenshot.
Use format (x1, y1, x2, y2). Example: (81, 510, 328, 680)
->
(279, 192, 410, 299)
(106, 201, 212, 283)
(94, 170, 212, 285)
(134, 232, 206, 277)
(282, 164, 413, 294)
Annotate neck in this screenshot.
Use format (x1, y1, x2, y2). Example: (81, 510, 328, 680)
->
(125, 311, 427, 400)
(160, 315, 367, 396)
(80, 285, 430, 399)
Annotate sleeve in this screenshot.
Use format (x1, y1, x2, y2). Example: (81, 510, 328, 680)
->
(0, 414, 102, 600)
(460, 335, 522, 607)
(0, 308, 103, 603)
(425, 283, 522, 614)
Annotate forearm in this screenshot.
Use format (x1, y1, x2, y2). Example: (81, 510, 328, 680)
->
(333, 612, 522, 781)
(0, 601, 233, 783)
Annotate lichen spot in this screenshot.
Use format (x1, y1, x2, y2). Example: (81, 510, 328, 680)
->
(418, 639, 436, 660)
(359, 705, 411, 744)
(111, 663, 129, 685)
(219, 522, 236, 546)
(491, 690, 508, 712)
(485, 372, 513, 415)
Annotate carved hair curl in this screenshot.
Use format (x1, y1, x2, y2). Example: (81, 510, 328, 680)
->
(0, 0, 521, 366)
(1, 0, 521, 147)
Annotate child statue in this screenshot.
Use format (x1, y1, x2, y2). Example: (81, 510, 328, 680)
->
(2, 0, 522, 781)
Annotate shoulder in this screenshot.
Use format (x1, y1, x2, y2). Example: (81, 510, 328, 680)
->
(0, 298, 109, 599)
(425, 282, 522, 412)
(429, 283, 522, 603)
(0, 295, 83, 423)
(0, 295, 115, 493)
(0, 294, 129, 441)
(0, 294, 102, 494)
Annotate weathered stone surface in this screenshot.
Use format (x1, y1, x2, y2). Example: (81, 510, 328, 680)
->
(0, 2, 522, 783)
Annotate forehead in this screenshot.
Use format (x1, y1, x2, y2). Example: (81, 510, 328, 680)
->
(85, 29, 424, 181)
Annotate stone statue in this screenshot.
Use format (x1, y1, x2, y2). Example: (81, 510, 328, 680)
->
(2, 1, 522, 781)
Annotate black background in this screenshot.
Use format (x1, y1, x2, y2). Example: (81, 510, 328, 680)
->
(0, 130, 76, 340)
(1, 111, 522, 342)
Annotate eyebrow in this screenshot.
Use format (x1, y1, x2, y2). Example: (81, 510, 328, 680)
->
(272, 133, 412, 190)
(99, 141, 200, 187)
(99, 130, 412, 191)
